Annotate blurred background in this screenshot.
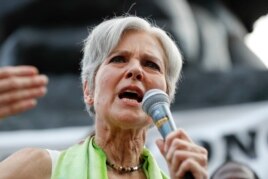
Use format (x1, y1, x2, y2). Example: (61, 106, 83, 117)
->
(0, 0, 268, 177)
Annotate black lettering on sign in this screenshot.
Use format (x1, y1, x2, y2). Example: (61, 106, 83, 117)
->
(224, 130, 257, 161)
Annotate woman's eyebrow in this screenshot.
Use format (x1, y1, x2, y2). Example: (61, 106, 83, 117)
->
(110, 50, 130, 55)
(143, 53, 161, 60)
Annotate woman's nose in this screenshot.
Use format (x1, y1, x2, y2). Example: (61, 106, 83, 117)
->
(126, 62, 143, 81)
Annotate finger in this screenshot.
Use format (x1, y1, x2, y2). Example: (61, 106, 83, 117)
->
(0, 75, 48, 93)
(176, 159, 208, 179)
(0, 99, 37, 119)
(0, 66, 38, 79)
(166, 139, 207, 161)
(164, 129, 193, 153)
(170, 150, 208, 171)
(0, 87, 47, 105)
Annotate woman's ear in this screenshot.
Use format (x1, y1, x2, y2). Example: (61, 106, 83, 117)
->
(83, 81, 94, 105)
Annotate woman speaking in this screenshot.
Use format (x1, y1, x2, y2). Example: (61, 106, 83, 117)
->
(0, 16, 207, 179)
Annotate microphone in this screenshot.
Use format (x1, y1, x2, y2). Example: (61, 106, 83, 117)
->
(142, 89, 194, 179)
(142, 89, 176, 139)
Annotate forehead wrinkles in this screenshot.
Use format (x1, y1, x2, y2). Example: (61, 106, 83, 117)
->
(115, 30, 166, 60)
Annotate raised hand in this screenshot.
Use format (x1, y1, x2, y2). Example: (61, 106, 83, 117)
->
(0, 66, 48, 119)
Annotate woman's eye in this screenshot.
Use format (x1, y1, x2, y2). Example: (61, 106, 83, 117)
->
(144, 61, 161, 71)
(109, 56, 126, 63)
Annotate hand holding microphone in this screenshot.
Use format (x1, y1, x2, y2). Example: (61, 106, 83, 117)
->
(142, 89, 199, 179)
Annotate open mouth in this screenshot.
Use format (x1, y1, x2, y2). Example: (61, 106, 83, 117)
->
(119, 91, 143, 103)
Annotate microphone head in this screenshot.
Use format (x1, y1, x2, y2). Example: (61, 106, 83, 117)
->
(142, 89, 170, 115)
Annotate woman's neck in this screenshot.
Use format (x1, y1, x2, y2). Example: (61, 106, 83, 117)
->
(94, 124, 147, 168)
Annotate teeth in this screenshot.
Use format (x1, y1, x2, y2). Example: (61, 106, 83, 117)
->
(122, 98, 138, 103)
(125, 90, 137, 93)
(119, 88, 143, 102)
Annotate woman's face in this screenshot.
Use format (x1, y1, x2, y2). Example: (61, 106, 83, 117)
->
(86, 30, 167, 129)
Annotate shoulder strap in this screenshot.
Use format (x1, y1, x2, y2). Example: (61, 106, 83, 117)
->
(46, 149, 61, 176)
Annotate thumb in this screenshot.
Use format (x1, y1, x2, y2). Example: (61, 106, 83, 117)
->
(155, 138, 165, 156)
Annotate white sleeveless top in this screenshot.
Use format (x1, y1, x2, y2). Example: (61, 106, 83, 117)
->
(46, 149, 61, 174)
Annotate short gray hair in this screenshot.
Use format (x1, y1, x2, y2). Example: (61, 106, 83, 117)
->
(81, 16, 183, 116)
